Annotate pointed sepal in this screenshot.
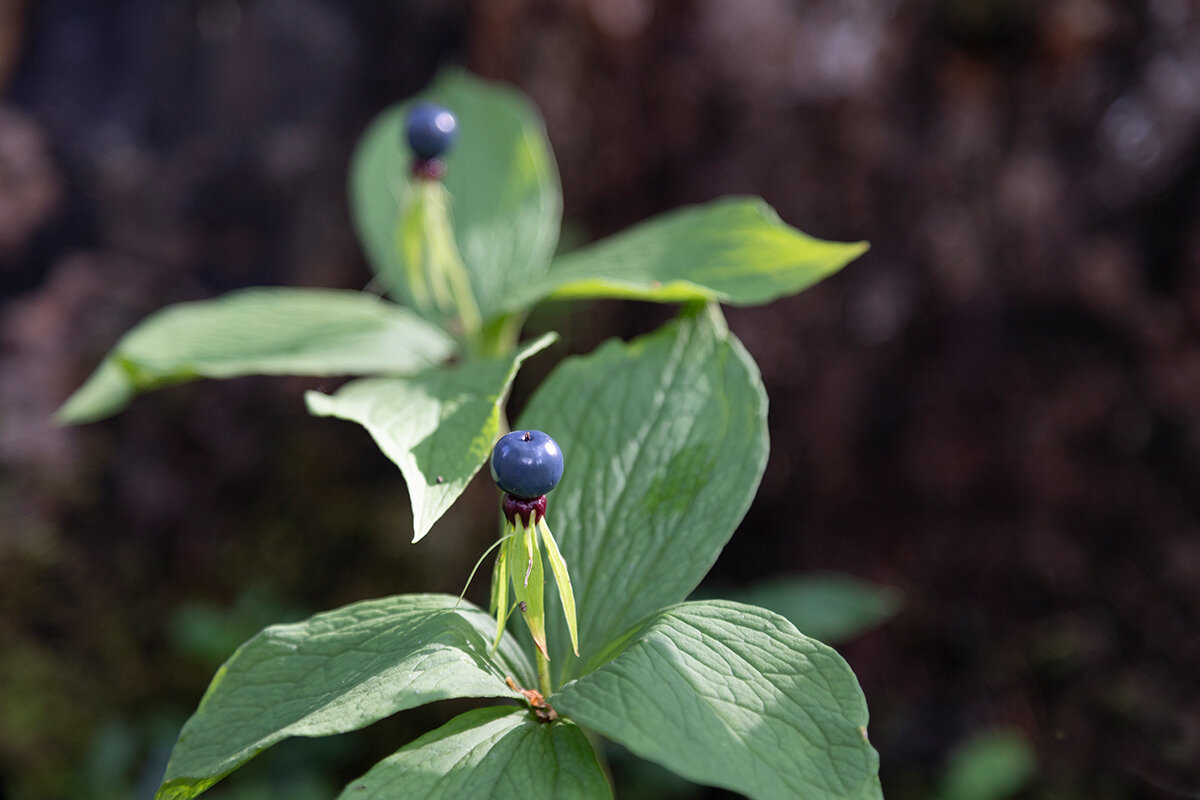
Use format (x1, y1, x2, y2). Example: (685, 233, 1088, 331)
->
(490, 529, 512, 653)
(395, 179, 480, 331)
(538, 516, 579, 656)
(508, 518, 549, 659)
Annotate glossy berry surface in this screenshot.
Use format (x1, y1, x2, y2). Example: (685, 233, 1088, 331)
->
(491, 430, 564, 500)
(405, 103, 458, 159)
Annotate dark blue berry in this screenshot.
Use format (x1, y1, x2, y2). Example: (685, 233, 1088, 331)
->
(405, 103, 458, 159)
(491, 430, 564, 500)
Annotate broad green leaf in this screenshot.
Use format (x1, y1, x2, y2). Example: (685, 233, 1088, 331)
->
(338, 707, 612, 800)
(722, 572, 902, 644)
(505, 196, 866, 309)
(517, 304, 768, 677)
(937, 729, 1037, 800)
(305, 334, 555, 542)
(350, 69, 561, 322)
(155, 595, 533, 800)
(554, 601, 882, 800)
(57, 288, 455, 425)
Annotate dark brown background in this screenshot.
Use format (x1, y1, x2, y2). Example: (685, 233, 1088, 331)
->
(1, 1, 1199, 798)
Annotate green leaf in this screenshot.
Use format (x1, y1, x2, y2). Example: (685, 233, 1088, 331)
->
(506, 196, 866, 309)
(722, 573, 902, 644)
(305, 334, 555, 542)
(517, 304, 768, 677)
(350, 68, 562, 322)
(553, 600, 882, 800)
(937, 729, 1037, 800)
(337, 707, 612, 800)
(154, 595, 533, 800)
(57, 288, 455, 425)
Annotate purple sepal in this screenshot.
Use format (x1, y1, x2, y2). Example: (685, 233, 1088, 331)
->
(411, 157, 446, 180)
(502, 493, 546, 527)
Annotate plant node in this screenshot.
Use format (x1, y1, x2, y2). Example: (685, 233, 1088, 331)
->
(506, 677, 559, 723)
(411, 157, 446, 180)
(502, 493, 546, 527)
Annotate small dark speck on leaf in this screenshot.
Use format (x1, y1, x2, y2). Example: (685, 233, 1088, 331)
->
(519, 601, 527, 612)
(354, 784, 367, 791)
(436, 475, 444, 483)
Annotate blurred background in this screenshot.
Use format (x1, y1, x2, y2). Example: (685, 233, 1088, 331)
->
(2, 1, 1199, 798)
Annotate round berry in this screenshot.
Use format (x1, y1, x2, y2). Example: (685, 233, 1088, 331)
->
(405, 102, 458, 159)
(490, 430, 564, 500)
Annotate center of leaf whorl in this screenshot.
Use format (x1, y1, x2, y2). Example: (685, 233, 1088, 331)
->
(502, 493, 546, 527)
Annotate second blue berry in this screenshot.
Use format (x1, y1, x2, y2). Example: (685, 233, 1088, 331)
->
(405, 102, 458, 159)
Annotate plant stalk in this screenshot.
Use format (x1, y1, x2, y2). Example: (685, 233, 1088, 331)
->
(536, 647, 552, 698)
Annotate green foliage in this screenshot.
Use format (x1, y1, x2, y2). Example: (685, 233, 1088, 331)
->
(518, 304, 768, 676)
(62, 67, 883, 799)
(57, 288, 455, 424)
(509, 196, 867, 309)
(155, 596, 532, 800)
(305, 334, 556, 541)
(554, 601, 882, 800)
(337, 708, 611, 800)
(936, 729, 1037, 800)
(350, 69, 561, 325)
(725, 573, 903, 644)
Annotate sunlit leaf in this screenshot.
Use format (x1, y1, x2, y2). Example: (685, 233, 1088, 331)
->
(517, 304, 768, 679)
(554, 601, 882, 800)
(337, 707, 611, 800)
(305, 334, 555, 541)
(154, 595, 532, 800)
(58, 288, 454, 424)
(506, 197, 865, 310)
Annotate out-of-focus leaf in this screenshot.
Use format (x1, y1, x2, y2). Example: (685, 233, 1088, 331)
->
(722, 573, 902, 644)
(57, 288, 454, 424)
(350, 69, 561, 322)
(506, 197, 865, 309)
(937, 729, 1037, 800)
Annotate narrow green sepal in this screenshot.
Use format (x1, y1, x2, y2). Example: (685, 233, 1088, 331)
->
(397, 184, 432, 308)
(508, 518, 549, 659)
(395, 179, 481, 333)
(538, 516, 579, 657)
(490, 528, 512, 653)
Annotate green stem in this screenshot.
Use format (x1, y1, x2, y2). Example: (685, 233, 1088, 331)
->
(536, 647, 552, 698)
(472, 311, 525, 359)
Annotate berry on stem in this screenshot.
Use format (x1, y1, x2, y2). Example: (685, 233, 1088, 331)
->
(489, 429, 578, 665)
(490, 430, 564, 500)
(405, 102, 458, 160)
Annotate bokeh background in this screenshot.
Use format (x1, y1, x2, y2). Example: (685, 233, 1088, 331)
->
(2, 1, 1199, 798)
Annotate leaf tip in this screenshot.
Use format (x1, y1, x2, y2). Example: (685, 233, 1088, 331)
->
(54, 358, 135, 426)
(302, 389, 333, 416)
